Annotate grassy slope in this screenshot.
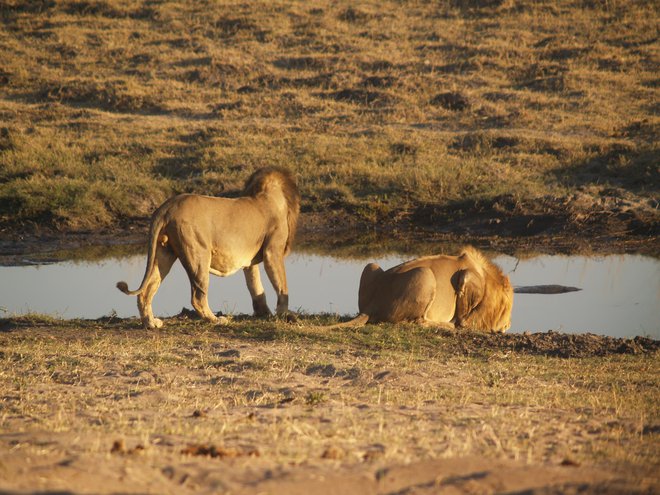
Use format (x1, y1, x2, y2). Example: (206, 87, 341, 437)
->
(0, 0, 657, 233)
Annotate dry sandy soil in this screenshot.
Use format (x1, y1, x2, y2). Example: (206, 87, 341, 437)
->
(0, 316, 658, 494)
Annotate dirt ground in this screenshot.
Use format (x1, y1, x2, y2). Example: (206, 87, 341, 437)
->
(0, 316, 658, 494)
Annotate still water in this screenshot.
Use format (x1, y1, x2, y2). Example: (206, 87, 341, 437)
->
(1, 251, 658, 339)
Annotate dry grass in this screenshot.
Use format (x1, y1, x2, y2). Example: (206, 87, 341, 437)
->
(1, 317, 658, 474)
(0, 0, 657, 231)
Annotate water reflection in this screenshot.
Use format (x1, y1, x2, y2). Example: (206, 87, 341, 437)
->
(0, 251, 658, 339)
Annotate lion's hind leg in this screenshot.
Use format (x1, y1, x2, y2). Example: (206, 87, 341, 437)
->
(138, 246, 177, 329)
(365, 267, 435, 323)
(383, 267, 436, 323)
(177, 245, 225, 325)
(358, 263, 384, 314)
(188, 270, 223, 325)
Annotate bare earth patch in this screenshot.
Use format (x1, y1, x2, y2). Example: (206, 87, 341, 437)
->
(0, 316, 657, 494)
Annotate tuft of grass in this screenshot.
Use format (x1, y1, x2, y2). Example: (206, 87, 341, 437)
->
(305, 391, 327, 406)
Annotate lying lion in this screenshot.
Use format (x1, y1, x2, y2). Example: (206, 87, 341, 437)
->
(340, 246, 513, 332)
(117, 166, 300, 329)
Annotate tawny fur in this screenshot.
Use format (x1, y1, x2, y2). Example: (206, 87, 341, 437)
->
(117, 166, 300, 329)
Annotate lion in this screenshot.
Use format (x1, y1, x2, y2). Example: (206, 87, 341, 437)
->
(117, 166, 300, 329)
(337, 246, 513, 332)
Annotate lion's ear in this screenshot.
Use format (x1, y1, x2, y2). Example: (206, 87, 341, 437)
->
(454, 269, 485, 324)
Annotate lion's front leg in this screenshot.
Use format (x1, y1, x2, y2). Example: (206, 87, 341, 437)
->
(263, 250, 289, 316)
(421, 320, 455, 331)
(243, 265, 271, 317)
(275, 294, 288, 315)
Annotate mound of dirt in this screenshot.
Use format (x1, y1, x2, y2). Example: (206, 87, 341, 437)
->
(449, 330, 659, 358)
(411, 193, 659, 241)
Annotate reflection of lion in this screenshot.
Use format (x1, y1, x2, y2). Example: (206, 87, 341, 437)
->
(341, 246, 513, 332)
(117, 166, 300, 329)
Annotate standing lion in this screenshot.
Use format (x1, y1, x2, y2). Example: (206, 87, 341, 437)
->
(117, 166, 300, 329)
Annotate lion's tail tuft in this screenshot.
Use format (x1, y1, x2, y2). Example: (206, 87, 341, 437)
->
(116, 281, 141, 296)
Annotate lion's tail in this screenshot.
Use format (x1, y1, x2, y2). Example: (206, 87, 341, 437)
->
(325, 313, 370, 329)
(116, 280, 139, 295)
(116, 202, 170, 297)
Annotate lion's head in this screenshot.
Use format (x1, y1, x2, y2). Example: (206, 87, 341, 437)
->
(454, 246, 513, 333)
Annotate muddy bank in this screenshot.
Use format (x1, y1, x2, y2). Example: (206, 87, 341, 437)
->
(303, 193, 659, 257)
(1, 193, 659, 265)
(438, 328, 660, 358)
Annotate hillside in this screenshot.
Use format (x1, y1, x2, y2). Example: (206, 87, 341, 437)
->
(0, 0, 658, 252)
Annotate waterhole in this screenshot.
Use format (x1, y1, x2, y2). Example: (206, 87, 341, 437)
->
(1, 251, 657, 339)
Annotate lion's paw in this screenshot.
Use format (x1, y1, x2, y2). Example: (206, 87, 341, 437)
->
(143, 318, 164, 329)
(215, 315, 232, 326)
